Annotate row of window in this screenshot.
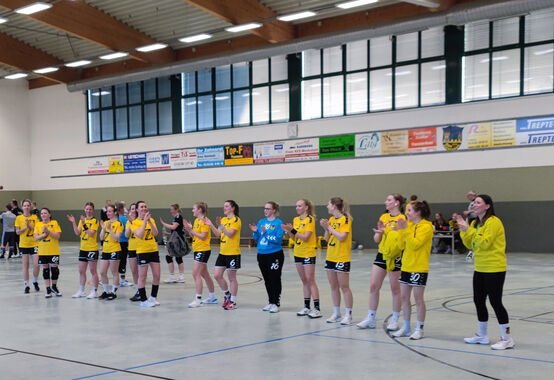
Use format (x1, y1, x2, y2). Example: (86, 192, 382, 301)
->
(87, 8, 554, 143)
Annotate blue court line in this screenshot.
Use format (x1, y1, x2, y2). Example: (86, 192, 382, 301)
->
(72, 325, 349, 380)
(314, 333, 554, 365)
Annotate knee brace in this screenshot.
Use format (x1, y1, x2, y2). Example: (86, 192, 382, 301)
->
(43, 267, 50, 279)
(175, 256, 183, 265)
(165, 255, 173, 264)
(51, 267, 59, 280)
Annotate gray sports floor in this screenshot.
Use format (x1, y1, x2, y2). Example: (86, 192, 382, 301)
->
(0, 243, 552, 379)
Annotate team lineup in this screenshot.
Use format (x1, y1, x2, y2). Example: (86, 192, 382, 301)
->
(13, 193, 514, 351)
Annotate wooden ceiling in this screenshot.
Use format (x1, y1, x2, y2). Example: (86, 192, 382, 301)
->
(0, 0, 467, 89)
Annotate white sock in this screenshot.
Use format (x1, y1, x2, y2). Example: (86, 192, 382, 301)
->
(416, 321, 424, 331)
(392, 311, 400, 321)
(345, 308, 352, 316)
(223, 290, 229, 297)
(135, 284, 139, 291)
(368, 309, 376, 319)
(111, 285, 118, 293)
(478, 321, 488, 337)
(230, 295, 236, 302)
(24, 280, 29, 286)
(79, 285, 85, 292)
(402, 320, 411, 331)
(333, 306, 340, 314)
(196, 294, 202, 299)
(500, 323, 511, 339)
(33, 277, 38, 283)
(209, 292, 215, 299)
(102, 283, 109, 292)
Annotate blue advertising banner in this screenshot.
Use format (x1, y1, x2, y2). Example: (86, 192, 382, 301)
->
(197, 146, 225, 167)
(516, 115, 554, 145)
(124, 153, 147, 172)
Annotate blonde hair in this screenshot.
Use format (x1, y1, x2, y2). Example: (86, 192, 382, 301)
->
(300, 198, 315, 218)
(330, 197, 353, 220)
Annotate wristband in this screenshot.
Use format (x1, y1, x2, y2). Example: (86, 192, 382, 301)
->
(291, 228, 297, 235)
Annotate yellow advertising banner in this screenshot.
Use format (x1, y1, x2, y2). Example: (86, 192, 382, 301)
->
(108, 155, 124, 173)
(466, 123, 492, 149)
(492, 120, 516, 147)
(381, 130, 408, 155)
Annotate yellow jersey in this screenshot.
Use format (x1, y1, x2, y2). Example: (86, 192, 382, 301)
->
(78, 218, 99, 251)
(102, 220, 123, 253)
(326, 215, 352, 263)
(126, 220, 138, 251)
(377, 213, 406, 259)
(219, 216, 241, 255)
(460, 216, 506, 272)
(400, 219, 433, 273)
(132, 218, 158, 254)
(193, 218, 211, 252)
(293, 215, 316, 258)
(34, 220, 61, 256)
(15, 214, 39, 248)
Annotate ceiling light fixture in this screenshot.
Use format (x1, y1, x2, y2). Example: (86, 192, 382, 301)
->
(65, 60, 92, 67)
(179, 33, 212, 43)
(5, 73, 28, 79)
(225, 23, 262, 33)
(277, 11, 317, 22)
(336, 0, 379, 10)
(15, 2, 52, 15)
(0, 17, 8, 24)
(100, 52, 129, 60)
(33, 67, 59, 74)
(136, 43, 168, 52)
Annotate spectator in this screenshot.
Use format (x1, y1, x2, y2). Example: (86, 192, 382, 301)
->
(432, 213, 450, 254)
(463, 191, 477, 224)
(1, 204, 17, 259)
(100, 200, 111, 222)
(31, 202, 40, 217)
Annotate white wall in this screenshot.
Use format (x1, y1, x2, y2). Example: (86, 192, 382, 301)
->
(26, 84, 554, 191)
(0, 80, 31, 191)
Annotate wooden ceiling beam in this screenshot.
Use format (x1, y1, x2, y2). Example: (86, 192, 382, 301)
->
(0, 0, 175, 64)
(183, 0, 294, 43)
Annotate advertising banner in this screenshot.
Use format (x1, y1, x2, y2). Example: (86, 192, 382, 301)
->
(408, 128, 437, 153)
(224, 144, 254, 166)
(88, 157, 109, 174)
(436, 125, 465, 151)
(123, 153, 146, 172)
(492, 120, 516, 147)
(169, 149, 197, 169)
(381, 130, 408, 155)
(284, 138, 319, 162)
(253, 142, 285, 164)
(355, 132, 381, 157)
(196, 146, 225, 168)
(108, 155, 124, 173)
(146, 152, 170, 171)
(319, 135, 355, 159)
(466, 122, 492, 149)
(516, 115, 554, 145)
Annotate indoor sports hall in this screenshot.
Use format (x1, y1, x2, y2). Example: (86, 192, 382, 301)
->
(0, 1, 553, 379)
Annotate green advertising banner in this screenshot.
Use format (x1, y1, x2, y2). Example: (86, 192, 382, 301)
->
(319, 135, 355, 159)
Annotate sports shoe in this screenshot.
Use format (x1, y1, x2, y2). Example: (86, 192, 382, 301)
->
(24, 286, 30, 294)
(464, 334, 490, 345)
(107, 292, 117, 300)
(201, 297, 217, 305)
(268, 304, 279, 313)
(86, 290, 97, 299)
(224, 301, 237, 310)
(177, 274, 185, 283)
(33, 282, 40, 291)
(45, 289, 52, 299)
(140, 300, 156, 307)
(164, 274, 177, 283)
(357, 317, 376, 329)
(410, 330, 424, 340)
(129, 292, 141, 302)
(296, 307, 310, 316)
(99, 292, 110, 299)
(392, 328, 412, 338)
(188, 299, 202, 308)
(51, 285, 62, 297)
(326, 313, 342, 323)
(222, 295, 231, 309)
(148, 296, 160, 306)
(308, 308, 322, 319)
(72, 290, 86, 298)
(119, 279, 132, 287)
(262, 303, 272, 312)
(491, 337, 514, 350)
(340, 315, 352, 325)
(387, 320, 399, 331)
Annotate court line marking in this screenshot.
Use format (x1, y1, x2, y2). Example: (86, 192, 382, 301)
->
(0, 351, 17, 357)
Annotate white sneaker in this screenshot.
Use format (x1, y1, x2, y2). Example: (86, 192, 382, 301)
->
(119, 279, 132, 287)
(410, 330, 424, 340)
(464, 334, 490, 345)
(201, 297, 217, 305)
(296, 307, 310, 316)
(392, 328, 411, 337)
(262, 303, 272, 312)
(340, 315, 352, 325)
(357, 317, 376, 329)
(326, 313, 342, 323)
(491, 337, 514, 350)
(386, 320, 399, 331)
(140, 300, 156, 308)
(86, 290, 97, 299)
(164, 275, 176, 283)
(72, 290, 86, 298)
(307, 308, 322, 319)
(177, 274, 185, 283)
(148, 296, 160, 306)
(188, 298, 202, 308)
(268, 304, 279, 313)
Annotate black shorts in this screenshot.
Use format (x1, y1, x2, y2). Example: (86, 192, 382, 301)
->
(20, 247, 38, 255)
(193, 250, 211, 264)
(137, 251, 160, 266)
(294, 256, 316, 266)
(79, 250, 99, 262)
(1, 231, 16, 246)
(215, 254, 241, 270)
(325, 260, 350, 273)
(399, 271, 428, 287)
(38, 255, 60, 265)
(128, 250, 137, 259)
(373, 252, 402, 272)
(101, 251, 121, 261)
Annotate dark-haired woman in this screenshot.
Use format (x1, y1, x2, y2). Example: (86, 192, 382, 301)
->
(205, 200, 241, 310)
(160, 204, 185, 284)
(99, 205, 123, 300)
(455, 195, 514, 350)
(358, 194, 406, 331)
(250, 201, 284, 313)
(392, 201, 433, 340)
(34, 208, 62, 298)
(67, 202, 99, 299)
(15, 199, 40, 293)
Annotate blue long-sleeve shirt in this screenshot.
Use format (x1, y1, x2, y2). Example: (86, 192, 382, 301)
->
(252, 217, 284, 254)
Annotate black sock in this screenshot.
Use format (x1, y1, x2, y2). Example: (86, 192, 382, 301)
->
(151, 284, 159, 298)
(314, 299, 320, 310)
(139, 287, 147, 302)
(304, 298, 311, 309)
(46, 286, 52, 293)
